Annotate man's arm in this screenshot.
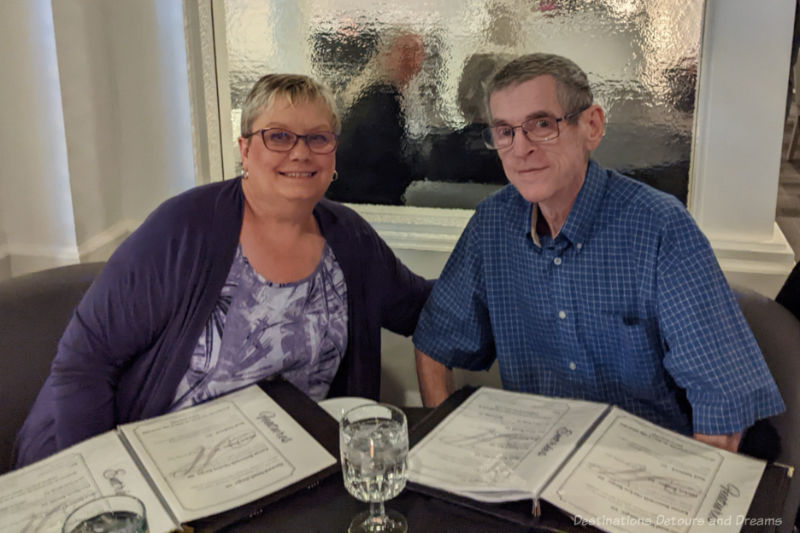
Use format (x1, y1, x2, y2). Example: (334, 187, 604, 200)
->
(655, 205, 783, 450)
(693, 432, 742, 453)
(414, 348, 454, 407)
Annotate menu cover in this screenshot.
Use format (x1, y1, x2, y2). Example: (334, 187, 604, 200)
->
(407, 386, 790, 533)
(0, 379, 340, 533)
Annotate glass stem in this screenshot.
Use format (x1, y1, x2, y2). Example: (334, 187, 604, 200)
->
(369, 500, 386, 522)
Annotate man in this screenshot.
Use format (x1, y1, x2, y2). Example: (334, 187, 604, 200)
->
(413, 53, 784, 452)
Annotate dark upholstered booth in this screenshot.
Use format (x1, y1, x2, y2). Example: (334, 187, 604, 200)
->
(735, 287, 800, 532)
(0, 262, 104, 473)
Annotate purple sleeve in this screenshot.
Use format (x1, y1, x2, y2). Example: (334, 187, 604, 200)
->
(361, 219, 433, 336)
(49, 206, 184, 449)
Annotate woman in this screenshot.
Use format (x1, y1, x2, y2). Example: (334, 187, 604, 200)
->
(15, 74, 431, 467)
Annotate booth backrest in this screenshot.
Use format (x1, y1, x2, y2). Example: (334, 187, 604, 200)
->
(0, 262, 104, 473)
(734, 287, 800, 532)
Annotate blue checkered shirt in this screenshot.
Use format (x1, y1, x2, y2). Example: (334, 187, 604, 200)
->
(413, 160, 784, 435)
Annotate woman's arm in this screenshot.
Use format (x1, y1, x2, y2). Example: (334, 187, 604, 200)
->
(49, 249, 169, 449)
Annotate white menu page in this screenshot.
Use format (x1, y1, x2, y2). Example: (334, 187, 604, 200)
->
(408, 387, 608, 502)
(540, 407, 765, 533)
(119, 385, 336, 523)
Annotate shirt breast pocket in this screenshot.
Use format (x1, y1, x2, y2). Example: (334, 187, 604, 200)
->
(580, 312, 664, 395)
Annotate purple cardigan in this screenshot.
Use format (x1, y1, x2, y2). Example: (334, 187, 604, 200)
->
(16, 179, 432, 467)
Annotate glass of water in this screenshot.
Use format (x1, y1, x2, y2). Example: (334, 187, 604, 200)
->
(62, 494, 148, 533)
(340, 403, 409, 533)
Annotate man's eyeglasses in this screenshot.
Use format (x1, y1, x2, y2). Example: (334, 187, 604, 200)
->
(243, 128, 338, 154)
(482, 105, 591, 150)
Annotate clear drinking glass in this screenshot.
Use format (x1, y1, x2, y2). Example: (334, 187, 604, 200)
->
(62, 494, 148, 533)
(340, 403, 409, 533)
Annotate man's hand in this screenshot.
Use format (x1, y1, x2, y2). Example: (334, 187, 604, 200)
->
(693, 432, 742, 452)
(414, 348, 454, 407)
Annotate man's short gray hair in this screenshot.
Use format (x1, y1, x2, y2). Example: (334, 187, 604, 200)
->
(486, 53, 593, 124)
(240, 74, 340, 137)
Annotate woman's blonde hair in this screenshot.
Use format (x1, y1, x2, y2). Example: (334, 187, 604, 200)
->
(240, 74, 341, 137)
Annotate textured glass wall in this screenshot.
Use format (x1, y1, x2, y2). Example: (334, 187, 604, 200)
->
(223, 0, 704, 207)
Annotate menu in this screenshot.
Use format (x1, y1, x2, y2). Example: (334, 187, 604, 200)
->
(0, 384, 337, 533)
(408, 387, 766, 533)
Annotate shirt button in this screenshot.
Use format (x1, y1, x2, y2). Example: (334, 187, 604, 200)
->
(569, 362, 577, 370)
(576, 243, 583, 250)
(553, 257, 562, 265)
(558, 310, 566, 319)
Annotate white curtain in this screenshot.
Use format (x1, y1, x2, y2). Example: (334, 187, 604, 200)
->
(0, 0, 196, 279)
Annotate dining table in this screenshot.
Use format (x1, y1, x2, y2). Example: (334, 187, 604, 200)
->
(188, 381, 792, 533)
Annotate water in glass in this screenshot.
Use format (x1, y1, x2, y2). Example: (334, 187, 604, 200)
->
(62, 495, 147, 533)
(340, 404, 408, 533)
(342, 418, 408, 501)
(67, 511, 148, 533)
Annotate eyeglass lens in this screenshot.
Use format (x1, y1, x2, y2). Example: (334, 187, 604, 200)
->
(484, 116, 560, 150)
(261, 129, 337, 154)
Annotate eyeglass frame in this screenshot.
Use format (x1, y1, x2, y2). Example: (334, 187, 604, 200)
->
(242, 127, 339, 154)
(482, 104, 592, 150)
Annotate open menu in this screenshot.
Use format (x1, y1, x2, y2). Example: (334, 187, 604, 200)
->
(408, 387, 769, 533)
(0, 381, 337, 533)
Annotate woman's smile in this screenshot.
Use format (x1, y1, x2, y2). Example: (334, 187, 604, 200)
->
(279, 170, 317, 178)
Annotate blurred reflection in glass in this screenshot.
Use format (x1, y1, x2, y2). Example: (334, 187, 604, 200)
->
(406, 52, 511, 208)
(425, 53, 510, 185)
(223, 0, 704, 208)
(327, 31, 425, 205)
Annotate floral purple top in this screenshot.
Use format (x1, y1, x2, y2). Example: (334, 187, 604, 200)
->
(170, 243, 348, 410)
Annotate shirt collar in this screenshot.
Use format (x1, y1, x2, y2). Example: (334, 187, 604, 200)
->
(520, 159, 607, 251)
(558, 159, 607, 249)
(528, 204, 549, 248)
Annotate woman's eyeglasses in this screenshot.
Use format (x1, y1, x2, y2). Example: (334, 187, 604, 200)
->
(243, 128, 338, 154)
